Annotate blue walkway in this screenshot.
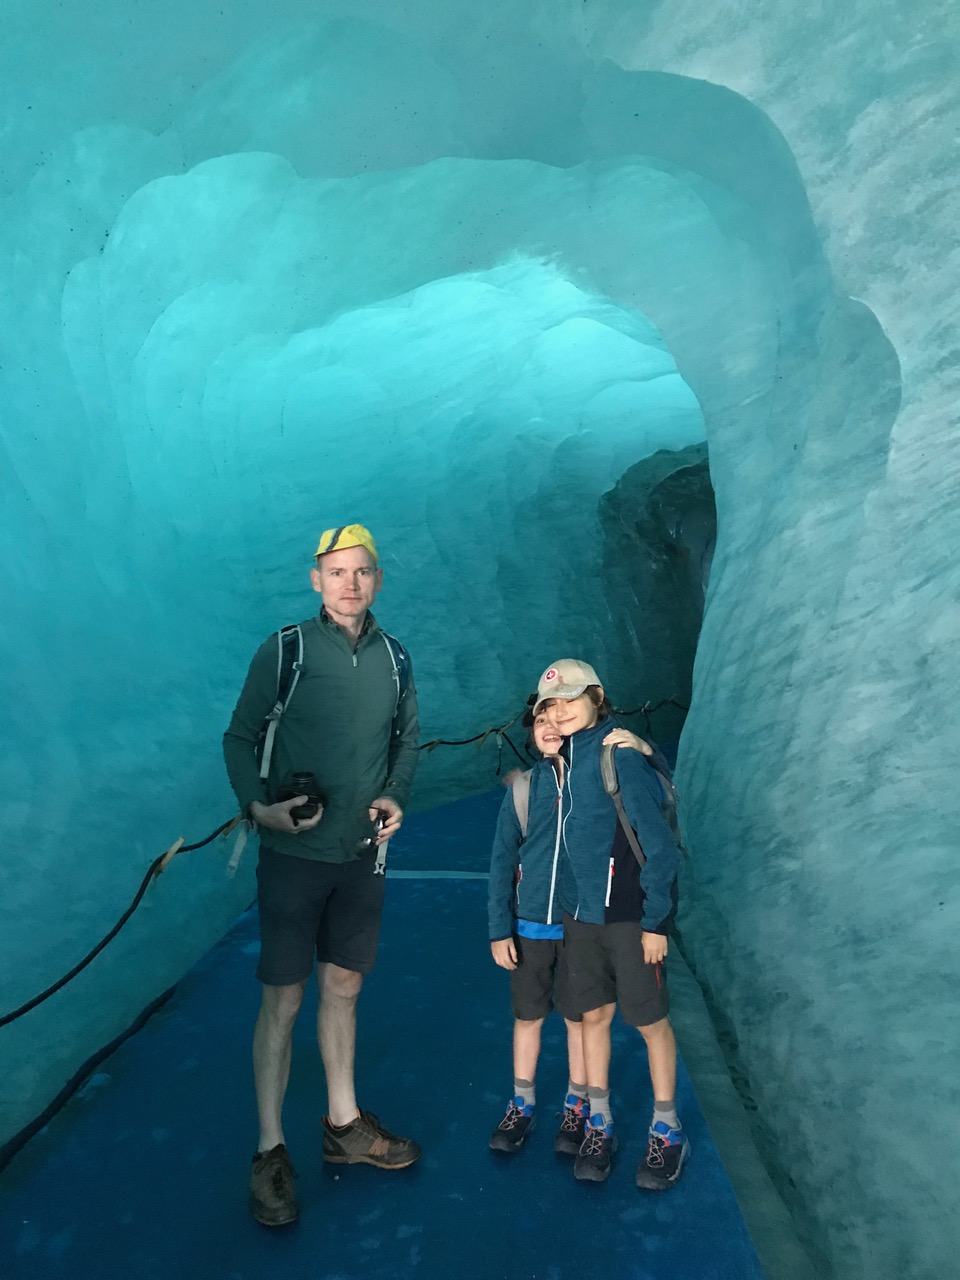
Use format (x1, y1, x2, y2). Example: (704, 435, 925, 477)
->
(1, 792, 764, 1280)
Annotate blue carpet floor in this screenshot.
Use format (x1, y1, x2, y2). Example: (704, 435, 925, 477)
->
(1, 791, 764, 1280)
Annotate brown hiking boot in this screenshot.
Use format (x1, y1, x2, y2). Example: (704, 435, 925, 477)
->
(322, 1110, 421, 1169)
(249, 1144, 299, 1226)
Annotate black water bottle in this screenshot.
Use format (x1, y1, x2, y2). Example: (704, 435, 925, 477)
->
(278, 771, 323, 820)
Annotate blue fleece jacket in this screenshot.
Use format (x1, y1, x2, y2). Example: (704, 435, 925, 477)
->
(557, 718, 679, 933)
(487, 756, 573, 941)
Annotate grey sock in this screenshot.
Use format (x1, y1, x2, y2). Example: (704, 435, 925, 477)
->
(653, 1099, 680, 1131)
(588, 1087, 612, 1127)
(567, 1079, 588, 1103)
(514, 1077, 536, 1108)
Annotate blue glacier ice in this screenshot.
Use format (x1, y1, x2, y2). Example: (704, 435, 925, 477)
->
(1, 2, 958, 1278)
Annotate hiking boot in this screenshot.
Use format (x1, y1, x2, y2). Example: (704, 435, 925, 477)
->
(489, 1098, 536, 1154)
(322, 1110, 421, 1169)
(574, 1116, 618, 1183)
(249, 1144, 299, 1226)
(554, 1095, 589, 1156)
(635, 1121, 690, 1190)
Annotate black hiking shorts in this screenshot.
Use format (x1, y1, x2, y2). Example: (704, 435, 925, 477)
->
(509, 935, 581, 1023)
(256, 844, 385, 984)
(562, 915, 669, 1027)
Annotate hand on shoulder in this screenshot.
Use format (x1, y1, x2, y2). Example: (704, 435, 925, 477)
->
(602, 727, 654, 756)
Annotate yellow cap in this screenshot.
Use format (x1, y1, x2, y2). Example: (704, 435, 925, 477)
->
(314, 524, 378, 562)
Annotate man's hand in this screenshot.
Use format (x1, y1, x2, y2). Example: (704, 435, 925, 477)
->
(368, 796, 403, 844)
(641, 931, 668, 965)
(249, 797, 323, 834)
(603, 728, 654, 756)
(490, 938, 518, 970)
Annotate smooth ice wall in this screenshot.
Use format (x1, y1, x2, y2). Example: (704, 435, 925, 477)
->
(1, 4, 958, 1279)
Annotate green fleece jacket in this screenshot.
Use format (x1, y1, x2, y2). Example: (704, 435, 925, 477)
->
(222, 609, 419, 862)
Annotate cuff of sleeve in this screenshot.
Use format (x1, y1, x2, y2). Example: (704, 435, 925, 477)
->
(240, 793, 267, 819)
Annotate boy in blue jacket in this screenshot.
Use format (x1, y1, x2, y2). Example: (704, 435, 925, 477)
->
(534, 659, 689, 1191)
(487, 707, 587, 1155)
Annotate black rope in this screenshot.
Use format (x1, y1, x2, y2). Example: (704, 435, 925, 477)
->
(1, 697, 684, 1027)
(0, 818, 239, 1029)
(419, 715, 520, 751)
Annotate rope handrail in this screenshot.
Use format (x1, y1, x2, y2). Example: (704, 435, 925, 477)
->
(0, 818, 242, 1030)
(0, 697, 685, 1027)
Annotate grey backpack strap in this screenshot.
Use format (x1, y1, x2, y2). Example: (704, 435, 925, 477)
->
(600, 744, 646, 868)
(258, 624, 304, 781)
(511, 770, 532, 838)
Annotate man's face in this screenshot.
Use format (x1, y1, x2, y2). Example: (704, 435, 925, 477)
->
(310, 545, 382, 627)
(542, 691, 601, 737)
(532, 711, 563, 756)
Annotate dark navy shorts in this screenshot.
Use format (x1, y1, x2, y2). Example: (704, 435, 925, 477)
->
(562, 916, 669, 1027)
(255, 845, 385, 985)
(509, 935, 581, 1023)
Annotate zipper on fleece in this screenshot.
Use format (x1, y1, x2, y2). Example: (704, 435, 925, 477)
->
(545, 760, 564, 924)
(604, 856, 615, 908)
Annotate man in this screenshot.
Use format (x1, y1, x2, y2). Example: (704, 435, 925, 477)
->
(223, 524, 420, 1227)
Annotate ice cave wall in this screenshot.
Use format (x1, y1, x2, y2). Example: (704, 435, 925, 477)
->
(1, 3, 958, 1278)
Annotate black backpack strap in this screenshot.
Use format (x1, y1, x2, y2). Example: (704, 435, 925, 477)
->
(600, 743, 647, 868)
(258, 624, 304, 780)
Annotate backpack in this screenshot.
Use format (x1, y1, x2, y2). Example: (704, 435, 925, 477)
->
(510, 769, 533, 836)
(257, 623, 410, 780)
(600, 742, 686, 867)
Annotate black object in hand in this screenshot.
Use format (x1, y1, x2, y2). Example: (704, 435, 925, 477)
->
(356, 814, 385, 851)
(277, 771, 324, 821)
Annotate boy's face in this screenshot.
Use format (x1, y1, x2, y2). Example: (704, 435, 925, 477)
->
(532, 711, 563, 756)
(541, 691, 602, 737)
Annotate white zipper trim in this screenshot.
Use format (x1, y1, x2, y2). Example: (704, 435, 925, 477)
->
(559, 738, 577, 920)
(605, 856, 614, 908)
(545, 762, 563, 925)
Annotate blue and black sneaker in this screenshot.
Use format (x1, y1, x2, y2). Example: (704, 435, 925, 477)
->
(635, 1121, 690, 1190)
(573, 1114, 618, 1182)
(489, 1098, 536, 1154)
(554, 1094, 589, 1156)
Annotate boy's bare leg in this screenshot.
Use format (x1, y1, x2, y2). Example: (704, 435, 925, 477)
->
(253, 980, 306, 1151)
(564, 1018, 586, 1085)
(513, 1017, 545, 1081)
(636, 1016, 677, 1102)
(581, 1002, 616, 1091)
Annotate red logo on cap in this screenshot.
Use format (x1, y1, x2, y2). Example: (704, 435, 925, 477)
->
(544, 668, 558, 682)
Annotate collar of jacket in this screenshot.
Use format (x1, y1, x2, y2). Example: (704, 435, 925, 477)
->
(558, 714, 611, 760)
(318, 606, 378, 640)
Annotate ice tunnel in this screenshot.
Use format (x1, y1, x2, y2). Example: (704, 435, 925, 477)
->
(1, 3, 958, 1279)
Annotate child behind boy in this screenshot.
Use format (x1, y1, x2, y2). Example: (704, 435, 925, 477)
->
(487, 705, 653, 1157)
(534, 659, 689, 1190)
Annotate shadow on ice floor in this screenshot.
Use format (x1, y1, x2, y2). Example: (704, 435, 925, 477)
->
(1, 791, 786, 1280)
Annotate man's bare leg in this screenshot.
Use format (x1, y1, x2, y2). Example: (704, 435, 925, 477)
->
(317, 961, 363, 1126)
(253, 980, 306, 1151)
